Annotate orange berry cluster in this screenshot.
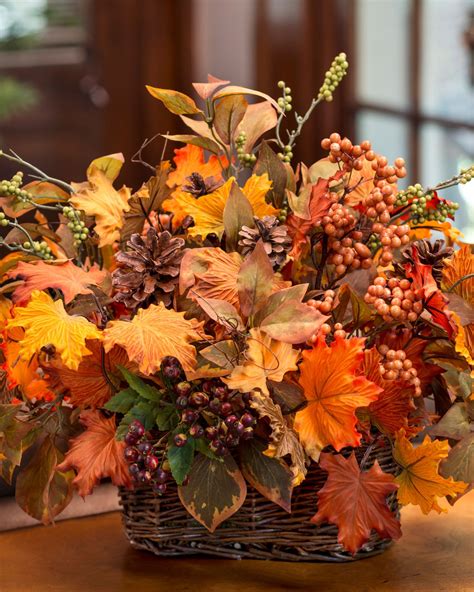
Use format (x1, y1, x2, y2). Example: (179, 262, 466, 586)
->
(321, 134, 372, 171)
(370, 222, 411, 266)
(364, 277, 423, 323)
(378, 345, 422, 396)
(310, 322, 347, 344)
(307, 289, 336, 314)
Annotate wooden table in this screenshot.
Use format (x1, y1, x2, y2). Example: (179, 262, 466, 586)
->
(0, 495, 473, 592)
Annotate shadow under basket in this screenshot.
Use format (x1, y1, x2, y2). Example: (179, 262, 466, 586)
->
(118, 442, 399, 562)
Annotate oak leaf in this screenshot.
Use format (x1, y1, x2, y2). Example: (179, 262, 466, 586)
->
(70, 160, 131, 247)
(103, 302, 206, 376)
(393, 430, 467, 514)
(224, 328, 299, 396)
(6, 290, 102, 370)
(56, 410, 131, 496)
(7, 260, 108, 305)
(311, 452, 401, 554)
(250, 391, 307, 485)
(294, 336, 381, 459)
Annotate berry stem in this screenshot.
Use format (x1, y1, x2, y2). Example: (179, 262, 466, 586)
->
(0, 150, 73, 193)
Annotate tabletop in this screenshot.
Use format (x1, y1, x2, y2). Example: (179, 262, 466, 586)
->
(0, 494, 473, 592)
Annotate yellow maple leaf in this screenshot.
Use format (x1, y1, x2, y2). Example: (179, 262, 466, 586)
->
(172, 175, 278, 239)
(6, 290, 102, 370)
(103, 302, 206, 376)
(70, 165, 131, 247)
(224, 328, 299, 396)
(393, 430, 467, 514)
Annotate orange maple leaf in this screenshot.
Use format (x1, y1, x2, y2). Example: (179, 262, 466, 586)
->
(45, 340, 135, 408)
(70, 165, 131, 247)
(224, 328, 299, 395)
(8, 260, 108, 305)
(311, 452, 401, 554)
(167, 144, 225, 188)
(393, 430, 467, 514)
(56, 410, 131, 496)
(360, 348, 416, 436)
(103, 302, 206, 376)
(294, 336, 381, 459)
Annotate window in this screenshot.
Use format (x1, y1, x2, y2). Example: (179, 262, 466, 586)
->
(354, 0, 474, 241)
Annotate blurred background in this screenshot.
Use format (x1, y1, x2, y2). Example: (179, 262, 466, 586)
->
(0, 0, 473, 238)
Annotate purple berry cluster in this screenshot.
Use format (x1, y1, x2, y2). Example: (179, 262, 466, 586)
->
(163, 356, 257, 457)
(124, 420, 171, 494)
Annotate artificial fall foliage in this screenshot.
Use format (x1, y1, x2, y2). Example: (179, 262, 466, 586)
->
(0, 54, 473, 555)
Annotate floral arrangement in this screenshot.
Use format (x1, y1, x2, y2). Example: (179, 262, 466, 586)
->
(0, 54, 473, 555)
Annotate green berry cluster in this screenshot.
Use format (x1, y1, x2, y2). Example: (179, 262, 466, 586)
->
(0, 212, 9, 227)
(236, 131, 256, 167)
(277, 81, 293, 113)
(396, 184, 459, 225)
(318, 53, 349, 102)
(278, 144, 293, 164)
(459, 164, 474, 184)
(62, 205, 89, 246)
(23, 240, 54, 260)
(0, 172, 33, 203)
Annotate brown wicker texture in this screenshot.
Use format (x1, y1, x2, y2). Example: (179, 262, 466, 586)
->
(119, 442, 400, 562)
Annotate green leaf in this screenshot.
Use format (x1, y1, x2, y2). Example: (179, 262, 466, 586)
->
(15, 435, 74, 524)
(178, 453, 247, 532)
(155, 404, 179, 431)
(260, 299, 328, 344)
(237, 240, 274, 318)
(104, 388, 137, 414)
(116, 414, 133, 441)
(163, 134, 221, 154)
(254, 141, 288, 208)
(168, 438, 195, 485)
(146, 86, 203, 115)
(440, 432, 474, 487)
(239, 438, 293, 512)
(430, 403, 473, 441)
(128, 401, 160, 431)
(223, 182, 255, 251)
(194, 437, 219, 460)
(214, 95, 248, 145)
(118, 366, 161, 401)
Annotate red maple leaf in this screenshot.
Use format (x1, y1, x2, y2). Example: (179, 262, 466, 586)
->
(311, 452, 401, 554)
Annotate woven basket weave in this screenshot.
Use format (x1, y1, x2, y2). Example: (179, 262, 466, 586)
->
(119, 441, 399, 562)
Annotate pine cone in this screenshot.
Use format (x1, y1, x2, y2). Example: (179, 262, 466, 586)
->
(112, 228, 185, 309)
(400, 239, 453, 284)
(238, 216, 292, 270)
(182, 172, 222, 197)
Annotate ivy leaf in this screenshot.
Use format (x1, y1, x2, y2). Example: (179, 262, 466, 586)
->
(430, 403, 473, 441)
(214, 95, 248, 145)
(239, 438, 293, 512)
(254, 141, 288, 208)
(146, 86, 203, 115)
(178, 453, 247, 532)
(311, 452, 401, 555)
(253, 284, 308, 326)
(104, 388, 137, 414)
(237, 240, 274, 318)
(440, 433, 474, 492)
(118, 366, 161, 401)
(223, 182, 255, 251)
(15, 435, 74, 525)
(168, 438, 195, 485)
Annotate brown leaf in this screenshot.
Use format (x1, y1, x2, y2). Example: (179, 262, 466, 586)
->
(214, 94, 248, 145)
(146, 86, 203, 115)
(237, 240, 274, 318)
(223, 182, 255, 251)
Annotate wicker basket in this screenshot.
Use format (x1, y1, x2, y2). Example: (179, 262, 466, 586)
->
(119, 441, 399, 562)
